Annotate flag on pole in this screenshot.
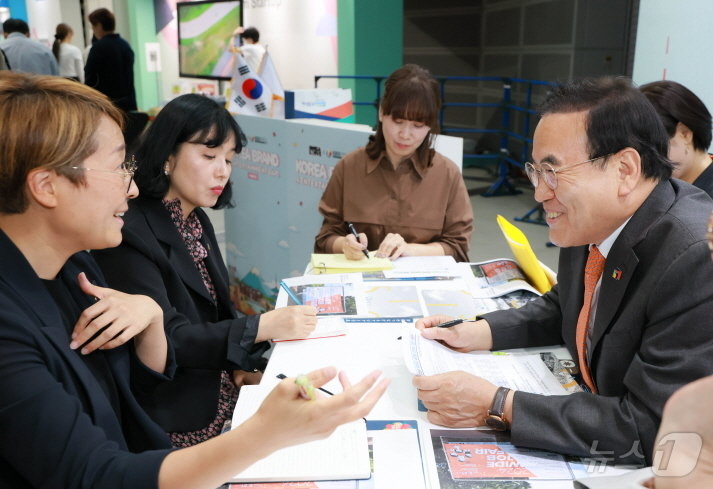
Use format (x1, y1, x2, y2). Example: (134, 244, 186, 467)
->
(257, 51, 285, 119)
(227, 53, 273, 117)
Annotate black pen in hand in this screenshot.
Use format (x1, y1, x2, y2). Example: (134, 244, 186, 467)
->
(437, 318, 465, 328)
(345, 222, 370, 259)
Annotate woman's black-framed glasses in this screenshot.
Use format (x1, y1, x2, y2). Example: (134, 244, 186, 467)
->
(70, 156, 137, 192)
(524, 153, 614, 190)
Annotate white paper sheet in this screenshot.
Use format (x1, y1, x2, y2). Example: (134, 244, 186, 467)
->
(229, 385, 371, 483)
(272, 316, 349, 342)
(402, 327, 566, 395)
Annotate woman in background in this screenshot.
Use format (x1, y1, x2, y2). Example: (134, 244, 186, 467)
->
(52, 23, 84, 82)
(641, 80, 713, 197)
(93, 93, 318, 446)
(314, 64, 474, 262)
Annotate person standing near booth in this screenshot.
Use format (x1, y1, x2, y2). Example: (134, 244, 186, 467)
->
(85, 8, 136, 111)
(0, 18, 58, 75)
(314, 64, 473, 262)
(52, 23, 84, 82)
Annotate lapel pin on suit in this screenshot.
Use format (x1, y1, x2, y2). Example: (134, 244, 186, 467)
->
(612, 268, 623, 280)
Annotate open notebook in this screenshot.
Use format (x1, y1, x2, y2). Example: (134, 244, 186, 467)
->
(228, 384, 371, 483)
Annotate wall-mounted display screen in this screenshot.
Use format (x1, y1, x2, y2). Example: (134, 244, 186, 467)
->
(177, 0, 242, 80)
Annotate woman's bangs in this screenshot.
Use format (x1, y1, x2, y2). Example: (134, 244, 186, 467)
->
(386, 86, 438, 127)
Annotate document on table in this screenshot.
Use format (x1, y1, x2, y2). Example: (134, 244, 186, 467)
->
(272, 317, 348, 342)
(277, 274, 369, 316)
(464, 258, 542, 298)
(229, 385, 371, 483)
(402, 327, 566, 395)
(573, 467, 653, 488)
(381, 256, 460, 279)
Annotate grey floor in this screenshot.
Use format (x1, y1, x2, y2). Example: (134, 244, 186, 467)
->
(207, 165, 561, 274)
(462, 166, 560, 272)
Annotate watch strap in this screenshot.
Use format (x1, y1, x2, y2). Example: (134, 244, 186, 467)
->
(488, 386, 511, 419)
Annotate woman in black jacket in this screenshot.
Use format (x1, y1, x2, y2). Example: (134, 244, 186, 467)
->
(93, 94, 318, 446)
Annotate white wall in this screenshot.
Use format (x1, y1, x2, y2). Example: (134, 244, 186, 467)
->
(154, 0, 339, 104)
(25, 0, 62, 46)
(23, 0, 105, 50)
(243, 0, 338, 89)
(633, 0, 713, 120)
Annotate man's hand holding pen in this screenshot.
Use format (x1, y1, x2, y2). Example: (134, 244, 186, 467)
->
(415, 314, 493, 353)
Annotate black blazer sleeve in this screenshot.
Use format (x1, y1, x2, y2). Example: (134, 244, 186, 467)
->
(0, 246, 173, 489)
(94, 213, 265, 371)
(0, 306, 169, 489)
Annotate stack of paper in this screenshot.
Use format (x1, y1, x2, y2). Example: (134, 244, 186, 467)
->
(229, 385, 371, 483)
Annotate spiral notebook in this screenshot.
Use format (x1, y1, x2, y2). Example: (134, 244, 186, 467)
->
(228, 385, 371, 483)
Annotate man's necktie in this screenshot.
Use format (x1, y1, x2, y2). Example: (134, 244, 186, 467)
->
(575, 245, 605, 393)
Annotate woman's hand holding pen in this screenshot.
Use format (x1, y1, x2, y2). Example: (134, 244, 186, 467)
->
(256, 305, 318, 342)
(341, 233, 369, 261)
(71, 272, 167, 372)
(248, 367, 389, 450)
(416, 314, 493, 352)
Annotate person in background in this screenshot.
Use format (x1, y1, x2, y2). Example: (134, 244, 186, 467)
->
(641, 80, 713, 198)
(314, 63, 473, 262)
(0, 47, 9, 70)
(0, 18, 58, 75)
(0, 71, 387, 489)
(231, 25, 265, 72)
(93, 93, 319, 446)
(413, 77, 713, 466)
(85, 8, 136, 111)
(83, 34, 97, 63)
(52, 23, 84, 82)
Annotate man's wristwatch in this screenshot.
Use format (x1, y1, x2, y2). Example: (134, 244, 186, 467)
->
(485, 386, 511, 431)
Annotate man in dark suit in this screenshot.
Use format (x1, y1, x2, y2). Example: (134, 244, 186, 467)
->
(413, 77, 713, 465)
(84, 8, 136, 111)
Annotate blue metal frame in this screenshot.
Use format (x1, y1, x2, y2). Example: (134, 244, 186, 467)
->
(314, 75, 557, 210)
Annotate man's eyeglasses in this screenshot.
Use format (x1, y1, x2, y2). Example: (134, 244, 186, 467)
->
(70, 156, 137, 192)
(524, 153, 614, 190)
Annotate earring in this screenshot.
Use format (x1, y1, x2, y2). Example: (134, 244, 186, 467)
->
(164, 163, 169, 176)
